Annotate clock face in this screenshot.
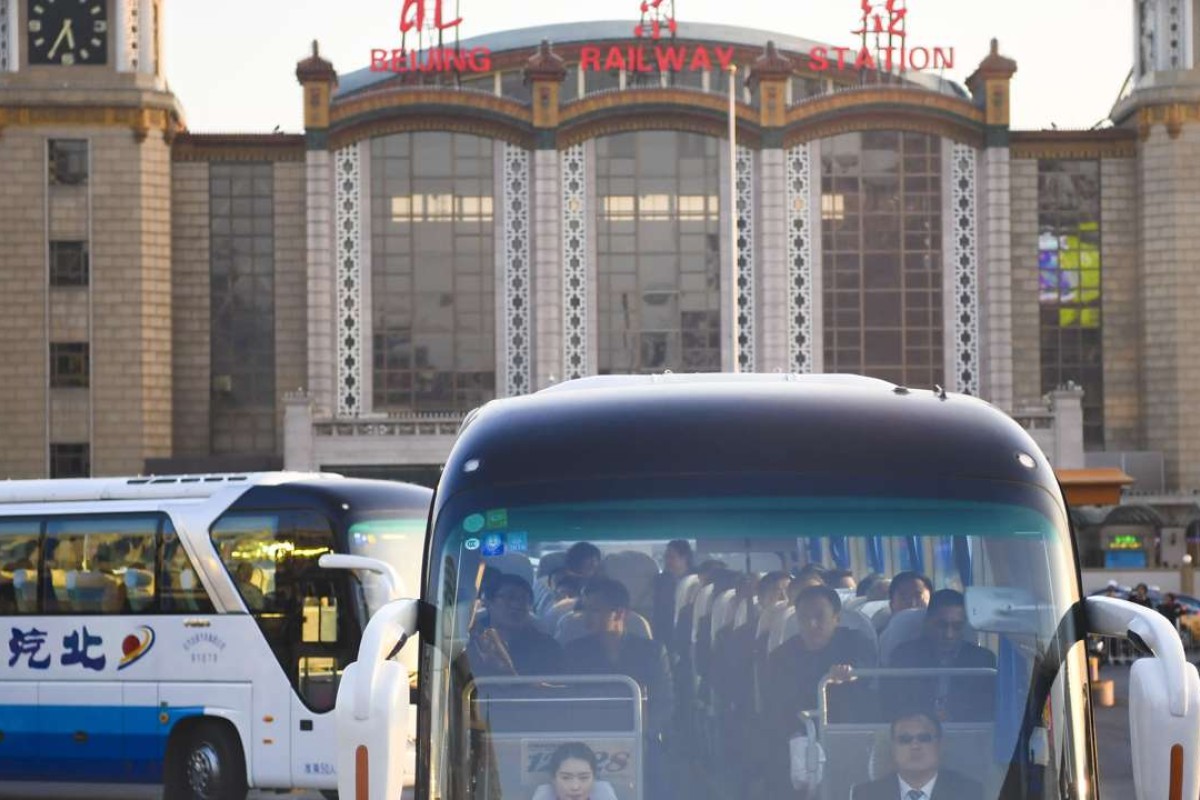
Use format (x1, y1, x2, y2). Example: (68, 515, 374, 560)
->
(27, 0, 109, 66)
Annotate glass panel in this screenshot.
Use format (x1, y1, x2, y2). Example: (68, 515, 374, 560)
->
(596, 132, 721, 374)
(210, 162, 276, 453)
(43, 517, 158, 614)
(160, 519, 216, 614)
(371, 133, 497, 413)
(820, 132, 944, 385)
(0, 521, 41, 614)
(424, 474, 1082, 800)
(1038, 160, 1103, 448)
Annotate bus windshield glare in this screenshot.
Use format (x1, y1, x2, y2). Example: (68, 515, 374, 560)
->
(421, 473, 1092, 800)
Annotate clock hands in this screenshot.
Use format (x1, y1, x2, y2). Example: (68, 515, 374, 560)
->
(47, 19, 75, 61)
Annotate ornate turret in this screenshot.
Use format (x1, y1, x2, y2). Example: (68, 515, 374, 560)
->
(748, 41, 793, 128)
(524, 40, 568, 129)
(296, 41, 337, 134)
(966, 39, 1018, 135)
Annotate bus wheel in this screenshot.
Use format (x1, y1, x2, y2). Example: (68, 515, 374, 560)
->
(166, 720, 248, 800)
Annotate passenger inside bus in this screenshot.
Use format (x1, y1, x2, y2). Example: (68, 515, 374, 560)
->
(850, 708, 984, 800)
(531, 742, 620, 800)
(466, 573, 564, 676)
(885, 589, 997, 722)
(874, 570, 933, 633)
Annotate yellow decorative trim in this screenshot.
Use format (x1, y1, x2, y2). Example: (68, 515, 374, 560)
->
(557, 113, 759, 149)
(0, 105, 179, 142)
(329, 116, 533, 151)
(782, 87, 983, 146)
(559, 88, 756, 126)
(172, 134, 307, 163)
(332, 88, 532, 126)
(1010, 138, 1136, 160)
(1136, 103, 1200, 141)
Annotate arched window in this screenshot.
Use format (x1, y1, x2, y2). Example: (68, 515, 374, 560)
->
(370, 133, 496, 413)
(820, 131, 944, 387)
(595, 131, 722, 374)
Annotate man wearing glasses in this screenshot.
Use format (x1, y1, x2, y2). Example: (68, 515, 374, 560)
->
(850, 710, 982, 800)
(887, 589, 996, 721)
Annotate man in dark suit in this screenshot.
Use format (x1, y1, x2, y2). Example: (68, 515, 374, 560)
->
(851, 710, 983, 800)
(887, 589, 996, 722)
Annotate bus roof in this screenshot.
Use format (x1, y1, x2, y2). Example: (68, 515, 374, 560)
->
(0, 471, 345, 505)
(436, 373, 1062, 508)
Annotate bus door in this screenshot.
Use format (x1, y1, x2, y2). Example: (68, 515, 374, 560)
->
(211, 509, 362, 787)
(465, 676, 644, 800)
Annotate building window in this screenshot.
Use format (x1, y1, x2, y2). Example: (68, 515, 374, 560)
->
(595, 131, 723, 374)
(1038, 159, 1104, 448)
(370, 132, 497, 414)
(49, 443, 90, 478)
(820, 130, 945, 388)
(49, 241, 89, 287)
(49, 342, 89, 388)
(500, 70, 533, 104)
(48, 140, 89, 186)
(210, 162, 277, 454)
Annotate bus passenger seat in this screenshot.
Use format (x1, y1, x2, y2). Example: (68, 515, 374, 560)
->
(603, 550, 658, 621)
(12, 569, 36, 613)
(674, 573, 700, 627)
(879, 608, 926, 666)
(769, 607, 799, 654)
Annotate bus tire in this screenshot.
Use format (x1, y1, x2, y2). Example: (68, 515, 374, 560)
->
(321, 791, 340, 800)
(165, 719, 248, 800)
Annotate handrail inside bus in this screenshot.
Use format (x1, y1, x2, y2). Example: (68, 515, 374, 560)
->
(816, 667, 999, 727)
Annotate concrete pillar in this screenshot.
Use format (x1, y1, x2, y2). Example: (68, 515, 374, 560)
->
(757, 148, 788, 372)
(1050, 385, 1085, 469)
(283, 391, 315, 471)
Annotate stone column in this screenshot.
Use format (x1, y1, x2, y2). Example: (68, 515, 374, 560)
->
(747, 43, 794, 374)
(524, 40, 568, 390)
(283, 391, 315, 471)
(296, 43, 337, 417)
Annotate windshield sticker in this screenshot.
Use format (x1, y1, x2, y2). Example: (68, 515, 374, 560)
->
(463, 513, 485, 534)
(485, 509, 508, 529)
(464, 537, 481, 551)
(506, 532, 528, 553)
(481, 532, 506, 557)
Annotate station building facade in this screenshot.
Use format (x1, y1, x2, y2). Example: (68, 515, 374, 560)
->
(2, 1, 1200, 566)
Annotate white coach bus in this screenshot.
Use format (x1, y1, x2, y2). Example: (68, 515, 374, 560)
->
(336, 374, 1200, 800)
(0, 471, 431, 799)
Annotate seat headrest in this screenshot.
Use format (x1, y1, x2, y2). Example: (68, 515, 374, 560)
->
(180, 568, 198, 592)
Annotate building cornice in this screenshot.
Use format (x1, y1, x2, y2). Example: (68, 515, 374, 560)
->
(781, 87, 984, 147)
(1009, 129, 1137, 160)
(0, 104, 182, 142)
(172, 133, 307, 162)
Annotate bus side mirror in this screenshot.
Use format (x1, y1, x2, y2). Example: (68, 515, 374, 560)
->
(1086, 596, 1200, 800)
(336, 598, 418, 800)
(318, 553, 406, 602)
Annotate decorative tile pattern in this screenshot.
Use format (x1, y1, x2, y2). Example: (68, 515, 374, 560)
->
(736, 145, 756, 372)
(0, 0, 10, 72)
(335, 146, 363, 417)
(1167, 0, 1185, 69)
(561, 143, 588, 380)
(124, 0, 139, 71)
(785, 142, 815, 373)
(503, 143, 532, 397)
(951, 142, 980, 396)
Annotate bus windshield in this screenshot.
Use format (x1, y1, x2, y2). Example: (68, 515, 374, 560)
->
(421, 473, 1092, 800)
(349, 516, 428, 615)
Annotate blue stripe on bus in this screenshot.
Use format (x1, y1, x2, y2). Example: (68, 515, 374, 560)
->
(0, 704, 205, 782)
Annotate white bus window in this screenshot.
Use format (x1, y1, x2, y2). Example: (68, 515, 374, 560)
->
(0, 520, 40, 614)
(211, 509, 356, 712)
(160, 519, 215, 613)
(43, 516, 158, 614)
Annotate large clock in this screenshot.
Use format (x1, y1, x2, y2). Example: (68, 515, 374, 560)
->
(27, 0, 109, 66)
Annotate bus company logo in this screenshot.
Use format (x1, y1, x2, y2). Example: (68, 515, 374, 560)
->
(117, 625, 155, 671)
(801, 0, 954, 73)
(183, 631, 227, 665)
(582, 0, 734, 74)
(370, 0, 492, 74)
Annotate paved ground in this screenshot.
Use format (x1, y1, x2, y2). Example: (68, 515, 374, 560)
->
(1095, 661, 1134, 800)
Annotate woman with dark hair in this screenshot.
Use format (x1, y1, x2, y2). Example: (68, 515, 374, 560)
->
(532, 742, 619, 800)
